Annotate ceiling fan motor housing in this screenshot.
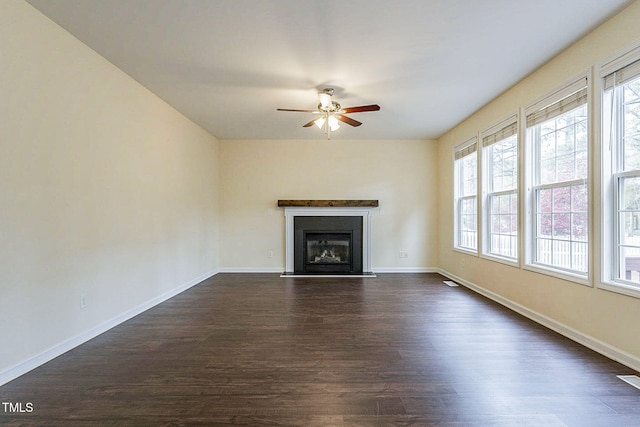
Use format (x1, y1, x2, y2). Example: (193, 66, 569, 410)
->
(318, 88, 336, 111)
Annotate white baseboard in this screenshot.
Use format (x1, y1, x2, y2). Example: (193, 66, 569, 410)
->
(218, 267, 284, 273)
(438, 268, 640, 373)
(373, 267, 438, 273)
(0, 270, 218, 387)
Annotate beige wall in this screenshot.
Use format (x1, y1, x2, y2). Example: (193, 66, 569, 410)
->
(0, 0, 219, 378)
(438, 1, 640, 367)
(219, 139, 438, 271)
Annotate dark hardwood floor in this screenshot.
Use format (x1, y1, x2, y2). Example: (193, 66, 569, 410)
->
(1, 273, 639, 426)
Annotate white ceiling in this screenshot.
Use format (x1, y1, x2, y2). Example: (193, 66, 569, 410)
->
(26, 0, 633, 140)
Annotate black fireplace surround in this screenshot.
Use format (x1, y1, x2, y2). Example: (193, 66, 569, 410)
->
(293, 216, 363, 274)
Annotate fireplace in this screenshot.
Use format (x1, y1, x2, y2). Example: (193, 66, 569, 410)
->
(294, 216, 362, 274)
(280, 200, 376, 276)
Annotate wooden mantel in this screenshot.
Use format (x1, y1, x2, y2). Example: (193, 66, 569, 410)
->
(277, 200, 379, 208)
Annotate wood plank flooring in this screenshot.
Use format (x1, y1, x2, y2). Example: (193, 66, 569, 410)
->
(1, 273, 639, 426)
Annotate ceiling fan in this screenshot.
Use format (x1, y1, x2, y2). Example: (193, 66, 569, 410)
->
(277, 88, 380, 139)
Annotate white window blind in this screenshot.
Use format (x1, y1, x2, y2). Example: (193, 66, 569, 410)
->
(604, 58, 640, 89)
(454, 140, 477, 160)
(526, 86, 588, 128)
(482, 120, 518, 147)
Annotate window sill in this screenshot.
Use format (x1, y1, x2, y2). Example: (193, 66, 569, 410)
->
(480, 253, 519, 269)
(453, 246, 478, 257)
(523, 263, 590, 287)
(598, 281, 640, 300)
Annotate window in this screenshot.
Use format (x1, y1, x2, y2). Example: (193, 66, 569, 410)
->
(454, 138, 478, 252)
(526, 78, 589, 277)
(482, 117, 518, 260)
(602, 51, 640, 293)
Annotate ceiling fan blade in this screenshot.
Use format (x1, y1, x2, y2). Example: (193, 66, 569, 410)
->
(302, 118, 317, 127)
(277, 108, 318, 113)
(336, 114, 362, 127)
(340, 104, 381, 113)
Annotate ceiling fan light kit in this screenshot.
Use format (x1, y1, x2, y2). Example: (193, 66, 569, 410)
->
(314, 115, 340, 132)
(278, 88, 380, 139)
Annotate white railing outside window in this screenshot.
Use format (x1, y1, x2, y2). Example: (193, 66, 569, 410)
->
(459, 195, 477, 250)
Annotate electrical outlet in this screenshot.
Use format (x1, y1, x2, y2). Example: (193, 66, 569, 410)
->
(267, 250, 273, 258)
(80, 295, 88, 309)
(400, 251, 408, 258)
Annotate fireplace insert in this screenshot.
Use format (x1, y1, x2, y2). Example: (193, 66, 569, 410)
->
(294, 216, 363, 274)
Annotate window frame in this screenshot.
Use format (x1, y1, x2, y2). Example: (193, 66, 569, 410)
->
(523, 73, 591, 285)
(453, 137, 479, 254)
(480, 114, 520, 266)
(599, 40, 640, 299)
